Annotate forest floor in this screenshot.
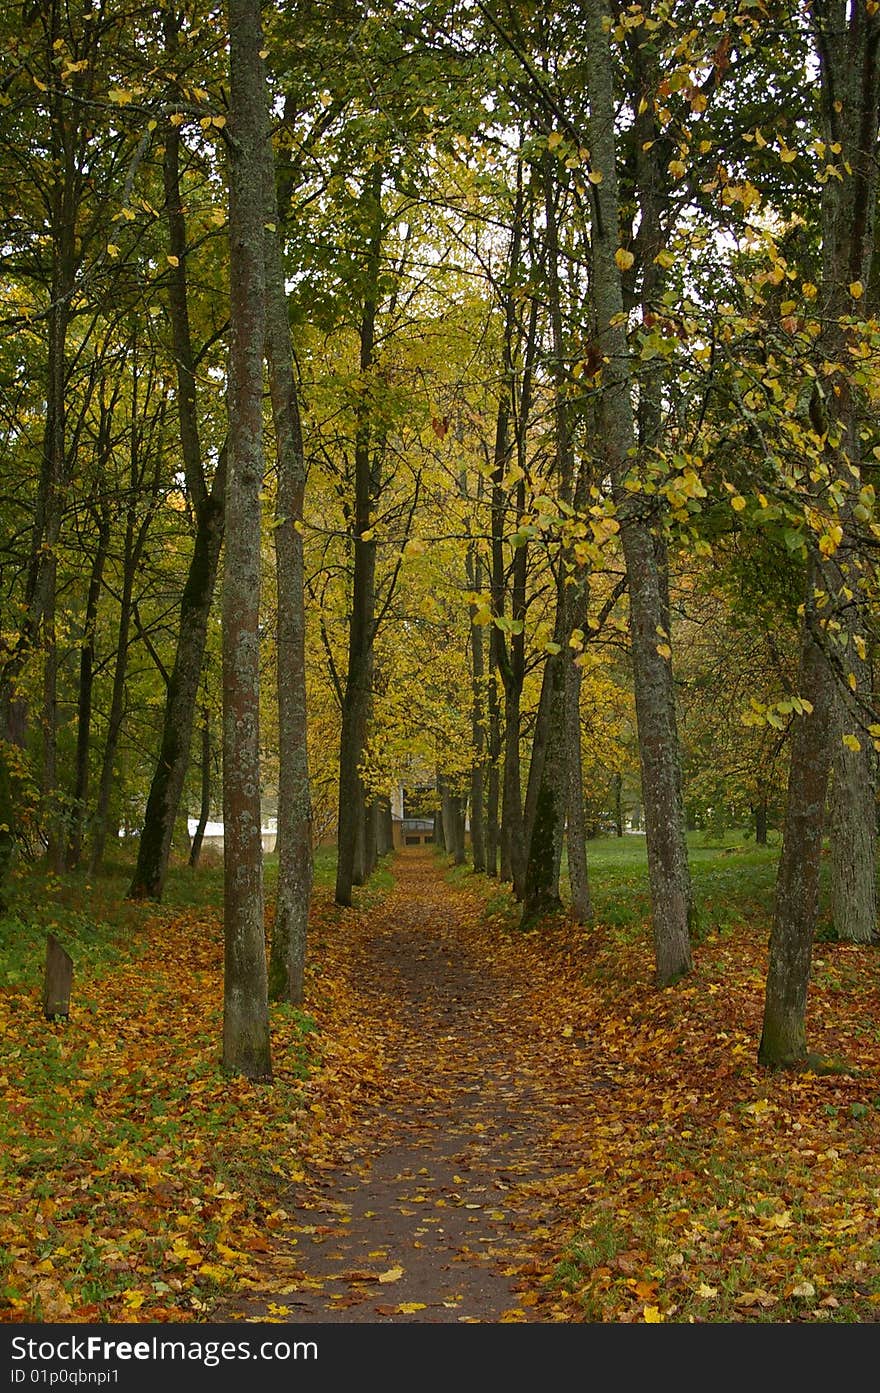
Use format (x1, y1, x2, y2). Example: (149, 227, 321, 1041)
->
(2, 841, 880, 1323)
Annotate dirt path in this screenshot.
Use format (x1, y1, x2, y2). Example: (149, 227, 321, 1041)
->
(213, 852, 587, 1324)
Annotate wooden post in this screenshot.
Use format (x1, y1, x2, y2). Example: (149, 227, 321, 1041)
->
(43, 933, 73, 1019)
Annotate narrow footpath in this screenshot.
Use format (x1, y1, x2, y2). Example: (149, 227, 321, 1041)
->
(212, 851, 613, 1324)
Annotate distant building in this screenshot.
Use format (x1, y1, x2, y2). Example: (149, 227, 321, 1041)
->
(390, 780, 435, 849)
(187, 818, 277, 855)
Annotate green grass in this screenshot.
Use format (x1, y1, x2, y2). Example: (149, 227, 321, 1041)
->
(441, 829, 785, 938)
(0, 842, 393, 1002)
(581, 830, 780, 939)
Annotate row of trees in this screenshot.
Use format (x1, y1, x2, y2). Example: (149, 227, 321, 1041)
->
(1, 0, 878, 1076)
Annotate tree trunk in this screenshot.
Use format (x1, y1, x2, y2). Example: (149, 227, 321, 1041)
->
(520, 645, 566, 927)
(541, 152, 591, 925)
(759, 0, 880, 1063)
(188, 712, 211, 870)
(830, 732, 877, 943)
(818, 0, 880, 947)
(565, 651, 592, 922)
(377, 795, 393, 857)
(755, 799, 768, 847)
(127, 92, 226, 901)
(440, 777, 456, 858)
(263, 142, 313, 1005)
(335, 169, 382, 908)
(127, 484, 225, 898)
(67, 507, 110, 869)
(583, 0, 692, 985)
(613, 772, 624, 837)
(467, 548, 486, 874)
(41, 575, 62, 873)
(485, 659, 501, 876)
(500, 696, 524, 888)
(490, 169, 533, 898)
(363, 796, 379, 878)
(0, 61, 75, 751)
(222, 0, 271, 1081)
(0, 751, 14, 910)
(759, 573, 834, 1066)
(90, 473, 154, 875)
(829, 647, 877, 942)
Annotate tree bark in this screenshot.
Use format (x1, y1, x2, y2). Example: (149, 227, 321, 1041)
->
(755, 799, 768, 847)
(127, 87, 226, 901)
(583, 0, 692, 985)
(485, 663, 501, 877)
(830, 720, 877, 943)
(222, 0, 271, 1080)
(335, 168, 382, 907)
(613, 772, 624, 837)
(90, 435, 160, 875)
(490, 167, 534, 898)
(467, 547, 487, 873)
(263, 135, 313, 1005)
(759, 571, 834, 1066)
(188, 711, 211, 870)
(520, 642, 566, 926)
(759, 1, 880, 1062)
(67, 500, 110, 869)
(818, 0, 880, 946)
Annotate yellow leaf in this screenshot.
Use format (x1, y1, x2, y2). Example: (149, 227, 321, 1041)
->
(768, 1209, 793, 1228)
(842, 733, 861, 752)
(588, 169, 603, 184)
(643, 1305, 664, 1322)
(654, 249, 675, 269)
(656, 643, 672, 660)
(615, 248, 635, 271)
(730, 495, 746, 511)
(849, 281, 864, 299)
(378, 1266, 404, 1283)
(547, 131, 563, 150)
(166, 255, 179, 267)
(696, 1283, 718, 1298)
(667, 159, 686, 178)
(169, 112, 185, 127)
(396, 1302, 426, 1313)
(746, 1097, 773, 1118)
(561, 1025, 573, 1038)
(106, 244, 119, 258)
